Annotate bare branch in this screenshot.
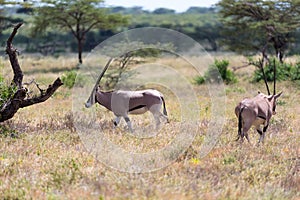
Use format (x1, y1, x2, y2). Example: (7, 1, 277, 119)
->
(232, 63, 251, 71)
(0, 23, 63, 122)
(0, 89, 27, 122)
(6, 23, 23, 88)
(20, 78, 63, 108)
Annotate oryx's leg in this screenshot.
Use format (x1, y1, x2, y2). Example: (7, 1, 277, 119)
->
(150, 105, 166, 129)
(256, 125, 263, 144)
(244, 131, 251, 144)
(242, 121, 252, 144)
(241, 109, 256, 144)
(259, 123, 269, 144)
(123, 115, 133, 132)
(153, 113, 161, 130)
(159, 112, 169, 123)
(150, 104, 168, 129)
(113, 116, 121, 128)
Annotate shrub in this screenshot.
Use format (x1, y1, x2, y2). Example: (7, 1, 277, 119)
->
(291, 61, 300, 81)
(0, 75, 17, 109)
(194, 75, 205, 85)
(194, 59, 237, 85)
(61, 70, 85, 89)
(252, 58, 299, 82)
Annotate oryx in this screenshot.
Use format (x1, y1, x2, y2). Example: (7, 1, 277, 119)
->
(235, 91, 282, 144)
(235, 59, 283, 144)
(85, 58, 169, 132)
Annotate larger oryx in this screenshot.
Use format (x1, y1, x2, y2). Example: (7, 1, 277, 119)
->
(235, 59, 282, 144)
(85, 58, 169, 132)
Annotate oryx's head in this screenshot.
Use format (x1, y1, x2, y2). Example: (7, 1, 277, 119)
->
(85, 58, 114, 108)
(258, 91, 283, 115)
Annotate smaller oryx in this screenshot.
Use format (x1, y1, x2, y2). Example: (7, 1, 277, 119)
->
(235, 91, 282, 144)
(235, 59, 283, 144)
(85, 58, 169, 132)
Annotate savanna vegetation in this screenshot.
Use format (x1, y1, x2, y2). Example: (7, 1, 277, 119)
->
(0, 0, 299, 199)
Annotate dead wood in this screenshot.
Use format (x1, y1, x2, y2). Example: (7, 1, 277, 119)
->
(0, 23, 63, 122)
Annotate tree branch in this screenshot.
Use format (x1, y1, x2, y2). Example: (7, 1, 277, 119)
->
(20, 78, 63, 108)
(0, 89, 27, 122)
(0, 23, 63, 122)
(6, 23, 23, 88)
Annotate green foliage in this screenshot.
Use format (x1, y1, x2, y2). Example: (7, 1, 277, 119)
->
(49, 158, 82, 189)
(291, 61, 300, 81)
(222, 156, 235, 165)
(32, 0, 128, 63)
(132, 48, 162, 58)
(194, 76, 205, 85)
(218, 0, 300, 60)
(61, 70, 85, 89)
(252, 58, 300, 82)
(195, 59, 237, 85)
(153, 8, 175, 15)
(0, 124, 18, 137)
(0, 74, 17, 109)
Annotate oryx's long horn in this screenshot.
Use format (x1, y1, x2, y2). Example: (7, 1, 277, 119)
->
(259, 58, 271, 95)
(273, 58, 276, 95)
(85, 58, 114, 108)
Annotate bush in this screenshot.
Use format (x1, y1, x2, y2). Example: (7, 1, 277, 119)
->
(0, 75, 17, 109)
(291, 61, 300, 81)
(194, 75, 205, 85)
(61, 70, 85, 89)
(252, 58, 299, 82)
(194, 59, 237, 85)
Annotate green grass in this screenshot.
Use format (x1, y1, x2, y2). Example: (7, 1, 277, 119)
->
(0, 54, 299, 199)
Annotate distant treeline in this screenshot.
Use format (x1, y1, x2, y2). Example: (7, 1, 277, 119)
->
(0, 5, 299, 56)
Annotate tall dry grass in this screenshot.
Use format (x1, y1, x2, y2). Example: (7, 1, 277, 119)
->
(0, 54, 299, 199)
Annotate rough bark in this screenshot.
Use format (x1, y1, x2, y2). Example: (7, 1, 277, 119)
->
(0, 23, 63, 122)
(6, 23, 23, 89)
(20, 78, 63, 108)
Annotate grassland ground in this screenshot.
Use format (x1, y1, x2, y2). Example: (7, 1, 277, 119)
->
(0, 54, 299, 199)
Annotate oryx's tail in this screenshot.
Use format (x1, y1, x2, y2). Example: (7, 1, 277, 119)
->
(161, 96, 168, 116)
(237, 106, 244, 141)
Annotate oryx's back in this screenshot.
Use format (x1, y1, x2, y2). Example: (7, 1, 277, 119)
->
(110, 89, 164, 116)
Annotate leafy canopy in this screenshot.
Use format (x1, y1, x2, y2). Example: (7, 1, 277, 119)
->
(33, 0, 127, 34)
(32, 0, 128, 63)
(218, 0, 300, 61)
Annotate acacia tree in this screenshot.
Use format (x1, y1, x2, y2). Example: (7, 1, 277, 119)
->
(32, 0, 128, 64)
(218, 0, 300, 63)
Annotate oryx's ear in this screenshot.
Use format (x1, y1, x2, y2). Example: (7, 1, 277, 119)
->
(274, 91, 283, 99)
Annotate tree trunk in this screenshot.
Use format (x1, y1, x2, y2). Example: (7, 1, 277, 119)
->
(78, 37, 83, 64)
(0, 23, 63, 123)
(6, 23, 23, 88)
